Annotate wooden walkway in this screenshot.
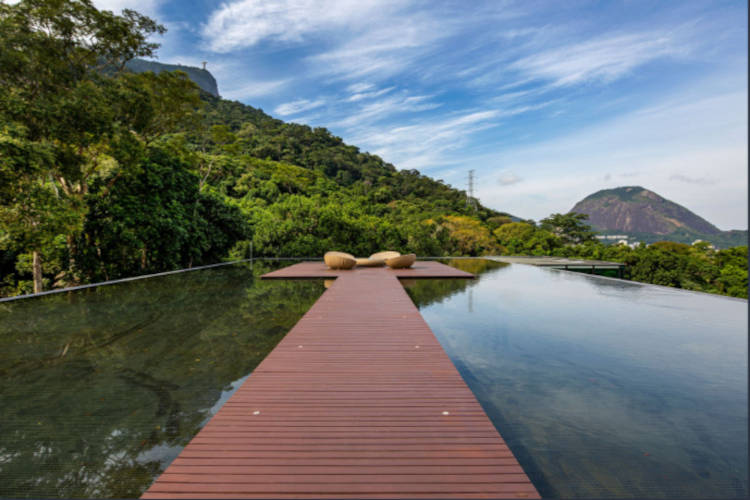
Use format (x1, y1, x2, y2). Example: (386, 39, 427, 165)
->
(142, 261, 539, 499)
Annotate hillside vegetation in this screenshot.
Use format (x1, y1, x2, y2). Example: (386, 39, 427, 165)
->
(0, 1, 746, 299)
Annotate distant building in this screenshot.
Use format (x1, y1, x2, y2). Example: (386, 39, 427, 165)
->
(596, 234, 629, 240)
(692, 239, 716, 250)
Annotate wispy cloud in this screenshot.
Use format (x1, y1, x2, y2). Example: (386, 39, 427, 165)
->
(347, 110, 501, 170)
(510, 31, 687, 86)
(306, 15, 449, 81)
(498, 171, 523, 186)
(329, 93, 442, 129)
(201, 0, 402, 53)
(346, 83, 375, 93)
(275, 98, 325, 116)
(670, 173, 717, 185)
(347, 86, 395, 102)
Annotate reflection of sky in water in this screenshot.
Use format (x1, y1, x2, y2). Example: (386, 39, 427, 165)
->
(136, 373, 251, 469)
(413, 263, 748, 498)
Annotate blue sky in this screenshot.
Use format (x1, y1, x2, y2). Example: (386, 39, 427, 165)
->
(95, 0, 746, 228)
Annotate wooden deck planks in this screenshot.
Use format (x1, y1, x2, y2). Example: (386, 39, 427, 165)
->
(141, 261, 539, 499)
(260, 260, 475, 280)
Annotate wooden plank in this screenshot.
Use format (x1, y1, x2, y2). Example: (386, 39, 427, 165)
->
(141, 261, 539, 499)
(142, 494, 535, 499)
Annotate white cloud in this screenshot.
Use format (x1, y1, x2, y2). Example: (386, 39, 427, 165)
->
(346, 83, 375, 93)
(201, 0, 455, 82)
(329, 97, 555, 174)
(498, 171, 523, 186)
(274, 98, 325, 116)
(511, 31, 687, 86)
(306, 15, 447, 81)
(670, 173, 717, 185)
(329, 93, 441, 129)
(346, 110, 500, 171)
(202, 0, 400, 53)
(347, 86, 395, 102)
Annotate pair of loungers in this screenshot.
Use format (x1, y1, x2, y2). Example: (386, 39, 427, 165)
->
(324, 251, 416, 270)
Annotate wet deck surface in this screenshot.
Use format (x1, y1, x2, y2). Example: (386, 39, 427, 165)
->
(142, 261, 539, 499)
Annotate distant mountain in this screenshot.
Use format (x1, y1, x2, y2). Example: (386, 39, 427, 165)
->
(125, 59, 219, 97)
(570, 186, 747, 248)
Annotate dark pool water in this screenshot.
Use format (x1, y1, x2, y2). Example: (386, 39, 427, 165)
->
(405, 259, 748, 498)
(0, 261, 324, 498)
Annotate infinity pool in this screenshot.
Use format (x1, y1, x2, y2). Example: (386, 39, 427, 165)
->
(406, 259, 748, 498)
(0, 258, 746, 498)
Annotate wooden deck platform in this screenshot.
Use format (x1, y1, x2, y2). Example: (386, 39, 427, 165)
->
(141, 261, 539, 499)
(260, 260, 477, 280)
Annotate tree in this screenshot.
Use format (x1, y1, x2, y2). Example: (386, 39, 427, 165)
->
(486, 215, 513, 231)
(0, 126, 79, 292)
(433, 215, 501, 256)
(493, 222, 561, 255)
(77, 147, 250, 281)
(539, 212, 597, 245)
(0, 0, 200, 289)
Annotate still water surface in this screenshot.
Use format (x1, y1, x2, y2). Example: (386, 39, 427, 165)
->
(0, 261, 324, 498)
(0, 258, 746, 498)
(406, 259, 748, 498)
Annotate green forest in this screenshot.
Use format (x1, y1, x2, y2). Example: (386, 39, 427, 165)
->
(1, 0, 746, 299)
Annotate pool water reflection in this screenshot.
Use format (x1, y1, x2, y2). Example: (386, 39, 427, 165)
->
(405, 259, 748, 498)
(1, 258, 745, 498)
(0, 261, 324, 498)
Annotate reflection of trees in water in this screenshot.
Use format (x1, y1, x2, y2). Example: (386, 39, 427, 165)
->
(0, 261, 324, 498)
(404, 259, 509, 309)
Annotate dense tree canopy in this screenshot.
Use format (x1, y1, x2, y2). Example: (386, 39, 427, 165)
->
(540, 212, 597, 244)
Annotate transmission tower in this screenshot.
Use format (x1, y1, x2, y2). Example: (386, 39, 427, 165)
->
(466, 169, 478, 211)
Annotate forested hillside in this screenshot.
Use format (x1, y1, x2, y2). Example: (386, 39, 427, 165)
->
(0, 0, 745, 299)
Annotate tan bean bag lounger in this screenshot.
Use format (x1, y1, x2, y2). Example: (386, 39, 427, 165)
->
(385, 253, 416, 269)
(324, 251, 357, 270)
